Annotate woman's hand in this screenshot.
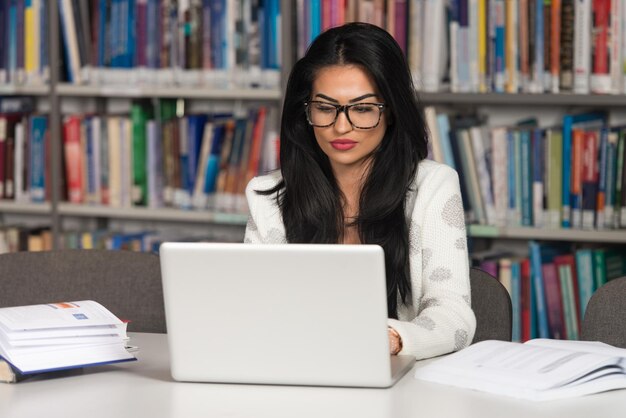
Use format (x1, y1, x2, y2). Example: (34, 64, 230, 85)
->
(388, 327, 402, 355)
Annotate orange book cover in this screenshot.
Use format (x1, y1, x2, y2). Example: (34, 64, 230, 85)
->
(246, 107, 267, 185)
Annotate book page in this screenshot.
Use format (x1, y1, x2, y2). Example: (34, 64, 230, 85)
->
(414, 340, 626, 401)
(2, 324, 126, 341)
(527, 338, 626, 358)
(0, 301, 123, 331)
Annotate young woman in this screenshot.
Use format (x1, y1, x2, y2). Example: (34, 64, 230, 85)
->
(244, 22, 476, 359)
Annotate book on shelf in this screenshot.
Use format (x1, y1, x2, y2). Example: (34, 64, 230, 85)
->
(54, 101, 278, 214)
(471, 243, 626, 343)
(0, 300, 136, 383)
(291, 0, 626, 95)
(424, 108, 626, 231)
(51, 0, 281, 88)
(414, 338, 626, 401)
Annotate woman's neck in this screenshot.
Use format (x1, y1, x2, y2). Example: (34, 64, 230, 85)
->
(332, 162, 369, 244)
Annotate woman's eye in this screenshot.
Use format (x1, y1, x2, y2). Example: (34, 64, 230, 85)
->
(352, 105, 374, 113)
(316, 105, 336, 113)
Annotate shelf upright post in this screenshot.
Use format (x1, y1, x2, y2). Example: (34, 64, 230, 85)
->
(280, 0, 294, 104)
(49, 0, 62, 250)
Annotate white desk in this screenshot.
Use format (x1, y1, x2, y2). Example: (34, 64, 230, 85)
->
(1, 333, 625, 418)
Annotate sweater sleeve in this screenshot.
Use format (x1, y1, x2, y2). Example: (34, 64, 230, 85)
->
(244, 178, 264, 244)
(388, 165, 476, 359)
(243, 175, 287, 244)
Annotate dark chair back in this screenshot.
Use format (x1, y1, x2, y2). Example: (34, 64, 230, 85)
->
(470, 267, 512, 343)
(581, 277, 626, 348)
(0, 250, 166, 333)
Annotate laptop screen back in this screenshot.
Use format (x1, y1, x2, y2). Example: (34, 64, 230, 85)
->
(160, 242, 394, 387)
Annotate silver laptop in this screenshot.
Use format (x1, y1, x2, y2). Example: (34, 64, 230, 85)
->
(159, 242, 415, 388)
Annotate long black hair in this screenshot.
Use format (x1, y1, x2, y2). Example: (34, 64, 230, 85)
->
(260, 23, 429, 318)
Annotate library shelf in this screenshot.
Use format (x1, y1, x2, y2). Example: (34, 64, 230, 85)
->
(57, 203, 248, 225)
(0, 84, 49, 96)
(55, 83, 282, 100)
(467, 224, 626, 244)
(0, 201, 52, 214)
(418, 91, 626, 107)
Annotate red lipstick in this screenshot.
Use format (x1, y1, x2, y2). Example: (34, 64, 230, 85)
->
(330, 139, 357, 150)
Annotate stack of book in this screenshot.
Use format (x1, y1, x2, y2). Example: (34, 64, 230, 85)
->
(0, 300, 136, 383)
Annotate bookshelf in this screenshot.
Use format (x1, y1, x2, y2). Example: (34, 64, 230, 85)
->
(2, 1, 623, 251)
(0, 0, 293, 250)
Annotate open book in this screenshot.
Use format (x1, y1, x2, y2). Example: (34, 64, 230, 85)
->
(414, 339, 626, 401)
(0, 301, 136, 383)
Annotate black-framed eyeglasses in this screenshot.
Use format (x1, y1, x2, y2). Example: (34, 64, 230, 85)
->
(304, 101, 386, 129)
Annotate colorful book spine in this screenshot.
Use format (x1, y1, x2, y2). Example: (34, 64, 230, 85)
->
(529, 241, 550, 339)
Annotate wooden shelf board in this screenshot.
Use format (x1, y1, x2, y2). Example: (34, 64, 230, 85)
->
(0, 201, 52, 214)
(468, 225, 626, 243)
(418, 91, 626, 107)
(56, 83, 281, 100)
(58, 203, 248, 225)
(0, 84, 49, 95)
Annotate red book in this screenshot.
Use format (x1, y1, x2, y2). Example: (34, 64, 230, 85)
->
(63, 115, 84, 203)
(394, 0, 408, 54)
(581, 130, 599, 228)
(322, 0, 333, 30)
(570, 128, 585, 227)
(591, 0, 611, 93)
(592, 0, 610, 75)
(542, 262, 566, 339)
(245, 106, 267, 185)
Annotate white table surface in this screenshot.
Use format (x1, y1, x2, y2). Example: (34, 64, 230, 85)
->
(1, 333, 625, 418)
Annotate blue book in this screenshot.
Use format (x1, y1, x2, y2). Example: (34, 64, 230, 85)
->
(0, 1, 6, 82)
(8, 0, 18, 82)
(85, 117, 98, 202)
(520, 129, 533, 226)
(125, 0, 136, 68)
(510, 260, 522, 342)
(561, 112, 606, 228)
(265, 0, 280, 69)
(29, 115, 48, 203)
(605, 128, 619, 227)
(531, 128, 544, 227)
(203, 123, 226, 194)
(186, 114, 208, 197)
(507, 129, 517, 225)
(529, 241, 549, 339)
(110, 0, 121, 67)
(448, 129, 472, 217)
(97, 0, 108, 66)
(494, 0, 505, 92)
(210, 0, 226, 69)
(436, 114, 455, 169)
(146, 0, 160, 68)
(309, 0, 321, 45)
(575, 248, 595, 319)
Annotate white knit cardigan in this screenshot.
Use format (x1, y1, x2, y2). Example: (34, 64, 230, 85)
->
(244, 159, 476, 360)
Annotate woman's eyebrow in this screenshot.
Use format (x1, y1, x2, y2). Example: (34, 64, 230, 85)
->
(314, 93, 379, 103)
